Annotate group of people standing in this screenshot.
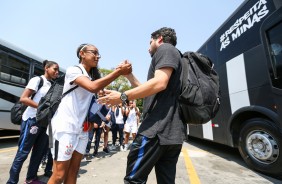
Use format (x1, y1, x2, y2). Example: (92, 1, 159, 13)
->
(85, 96, 140, 161)
(110, 99, 141, 152)
(7, 26, 186, 184)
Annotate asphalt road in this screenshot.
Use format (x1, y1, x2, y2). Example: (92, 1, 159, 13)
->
(0, 130, 281, 184)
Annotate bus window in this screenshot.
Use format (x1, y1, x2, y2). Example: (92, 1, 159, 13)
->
(267, 21, 282, 89)
(0, 54, 29, 86)
(34, 62, 44, 77)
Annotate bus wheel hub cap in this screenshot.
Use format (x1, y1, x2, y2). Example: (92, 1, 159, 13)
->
(246, 131, 279, 164)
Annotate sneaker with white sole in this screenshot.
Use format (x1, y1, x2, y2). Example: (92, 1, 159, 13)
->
(123, 144, 129, 151)
(109, 145, 116, 150)
(120, 145, 124, 151)
(83, 153, 92, 162)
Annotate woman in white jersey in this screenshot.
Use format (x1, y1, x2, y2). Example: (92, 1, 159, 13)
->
(47, 43, 131, 184)
(7, 60, 59, 184)
(123, 100, 140, 151)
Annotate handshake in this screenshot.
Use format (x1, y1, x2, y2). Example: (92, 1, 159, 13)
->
(115, 60, 132, 75)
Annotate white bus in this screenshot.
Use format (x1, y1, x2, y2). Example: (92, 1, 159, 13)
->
(0, 39, 64, 130)
(188, 0, 282, 178)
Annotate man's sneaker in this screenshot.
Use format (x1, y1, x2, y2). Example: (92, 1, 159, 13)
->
(103, 147, 110, 154)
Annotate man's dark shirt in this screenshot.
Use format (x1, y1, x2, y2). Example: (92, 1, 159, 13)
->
(138, 43, 185, 145)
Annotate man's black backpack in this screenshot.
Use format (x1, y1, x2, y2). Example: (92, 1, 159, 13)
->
(10, 76, 43, 125)
(179, 52, 220, 125)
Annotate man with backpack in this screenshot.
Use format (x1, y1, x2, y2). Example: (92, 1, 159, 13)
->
(98, 27, 186, 184)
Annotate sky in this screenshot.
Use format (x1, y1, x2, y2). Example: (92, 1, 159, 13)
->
(0, 0, 244, 83)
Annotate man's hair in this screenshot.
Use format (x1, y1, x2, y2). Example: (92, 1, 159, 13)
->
(151, 27, 177, 46)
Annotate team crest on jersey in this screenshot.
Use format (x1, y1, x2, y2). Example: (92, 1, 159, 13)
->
(65, 144, 73, 155)
(30, 126, 38, 134)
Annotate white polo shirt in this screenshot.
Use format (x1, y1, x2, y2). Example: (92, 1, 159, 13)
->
(22, 75, 51, 121)
(51, 64, 93, 135)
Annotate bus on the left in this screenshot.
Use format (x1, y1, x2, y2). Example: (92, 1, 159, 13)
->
(0, 38, 64, 130)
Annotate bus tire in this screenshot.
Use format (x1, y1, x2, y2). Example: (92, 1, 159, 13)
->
(238, 118, 282, 178)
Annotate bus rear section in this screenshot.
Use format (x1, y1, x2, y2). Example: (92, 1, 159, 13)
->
(187, 0, 282, 178)
(0, 40, 65, 131)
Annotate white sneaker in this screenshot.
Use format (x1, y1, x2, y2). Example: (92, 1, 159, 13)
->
(120, 145, 124, 151)
(123, 145, 128, 152)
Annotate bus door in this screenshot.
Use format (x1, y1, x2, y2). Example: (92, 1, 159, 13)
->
(261, 6, 282, 127)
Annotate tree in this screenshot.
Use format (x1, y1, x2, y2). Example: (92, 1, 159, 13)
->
(99, 68, 131, 92)
(99, 68, 143, 113)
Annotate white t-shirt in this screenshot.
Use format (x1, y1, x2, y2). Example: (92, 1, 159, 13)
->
(115, 107, 124, 124)
(51, 64, 93, 135)
(22, 75, 51, 121)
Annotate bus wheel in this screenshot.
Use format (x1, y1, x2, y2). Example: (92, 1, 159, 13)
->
(238, 118, 282, 178)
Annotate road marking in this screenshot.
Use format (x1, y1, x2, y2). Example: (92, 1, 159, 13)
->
(182, 148, 201, 184)
(0, 135, 19, 139)
(188, 150, 208, 157)
(0, 147, 17, 153)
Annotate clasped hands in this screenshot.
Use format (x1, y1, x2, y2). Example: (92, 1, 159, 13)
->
(97, 60, 131, 106)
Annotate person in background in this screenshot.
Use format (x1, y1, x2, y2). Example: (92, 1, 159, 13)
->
(134, 101, 141, 126)
(122, 100, 140, 151)
(47, 43, 131, 184)
(98, 27, 185, 184)
(84, 90, 111, 161)
(110, 103, 126, 151)
(7, 60, 59, 184)
(101, 117, 111, 153)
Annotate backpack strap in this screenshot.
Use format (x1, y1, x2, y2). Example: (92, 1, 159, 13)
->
(61, 65, 83, 98)
(31, 76, 44, 100)
(48, 66, 83, 148)
(61, 85, 79, 98)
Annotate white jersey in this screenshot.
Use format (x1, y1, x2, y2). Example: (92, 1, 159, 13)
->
(126, 108, 138, 126)
(22, 75, 52, 121)
(50, 64, 93, 135)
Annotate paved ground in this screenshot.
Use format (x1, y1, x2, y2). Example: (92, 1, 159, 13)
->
(1, 132, 281, 184)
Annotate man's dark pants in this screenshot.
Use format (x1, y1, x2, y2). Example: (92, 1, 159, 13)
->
(124, 134, 182, 184)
